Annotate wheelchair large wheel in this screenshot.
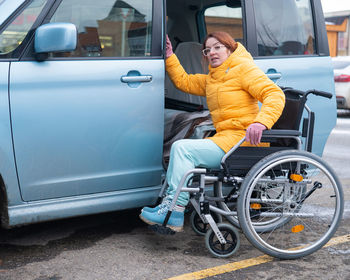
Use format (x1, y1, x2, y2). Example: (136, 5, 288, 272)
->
(237, 150, 344, 259)
(205, 223, 240, 258)
(214, 180, 289, 232)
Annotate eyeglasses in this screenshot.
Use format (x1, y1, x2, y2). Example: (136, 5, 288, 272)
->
(202, 45, 226, 56)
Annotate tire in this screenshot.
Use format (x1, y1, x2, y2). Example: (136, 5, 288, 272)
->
(205, 223, 240, 258)
(237, 150, 344, 259)
(190, 209, 222, 236)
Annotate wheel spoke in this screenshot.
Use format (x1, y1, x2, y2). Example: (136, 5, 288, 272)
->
(206, 225, 240, 257)
(238, 151, 343, 259)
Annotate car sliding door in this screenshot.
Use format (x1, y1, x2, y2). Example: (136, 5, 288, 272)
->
(200, 0, 335, 156)
(247, 0, 335, 156)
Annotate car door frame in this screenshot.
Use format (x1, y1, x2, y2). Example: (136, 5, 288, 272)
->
(0, 0, 55, 209)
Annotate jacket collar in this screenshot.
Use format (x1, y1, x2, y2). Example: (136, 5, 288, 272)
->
(208, 43, 252, 80)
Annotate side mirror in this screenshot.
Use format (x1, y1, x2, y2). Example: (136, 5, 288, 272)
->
(35, 23, 77, 55)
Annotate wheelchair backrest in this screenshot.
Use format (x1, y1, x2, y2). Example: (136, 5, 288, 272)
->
(272, 88, 307, 131)
(221, 88, 309, 176)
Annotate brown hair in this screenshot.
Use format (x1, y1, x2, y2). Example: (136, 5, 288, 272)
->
(203, 31, 238, 54)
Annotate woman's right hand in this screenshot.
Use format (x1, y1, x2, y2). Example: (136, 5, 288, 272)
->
(245, 122, 266, 145)
(166, 35, 174, 58)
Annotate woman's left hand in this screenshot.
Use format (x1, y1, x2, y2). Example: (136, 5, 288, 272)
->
(246, 123, 267, 145)
(166, 35, 174, 58)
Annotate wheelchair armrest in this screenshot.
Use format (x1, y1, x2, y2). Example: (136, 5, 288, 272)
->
(261, 129, 302, 149)
(221, 129, 302, 173)
(262, 129, 301, 137)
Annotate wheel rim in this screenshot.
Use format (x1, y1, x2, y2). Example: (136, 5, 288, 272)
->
(242, 154, 343, 256)
(208, 227, 238, 255)
(191, 210, 222, 235)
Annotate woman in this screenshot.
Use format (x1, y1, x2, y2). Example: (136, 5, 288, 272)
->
(140, 32, 285, 232)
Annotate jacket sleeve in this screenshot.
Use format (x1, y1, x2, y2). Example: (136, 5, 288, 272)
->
(240, 61, 285, 129)
(166, 54, 207, 97)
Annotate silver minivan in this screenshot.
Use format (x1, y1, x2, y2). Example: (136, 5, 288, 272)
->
(0, 0, 336, 228)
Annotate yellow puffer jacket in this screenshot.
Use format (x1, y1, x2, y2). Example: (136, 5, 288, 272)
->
(166, 43, 285, 153)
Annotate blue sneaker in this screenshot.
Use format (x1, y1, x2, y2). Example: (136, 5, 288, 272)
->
(141, 196, 172, 213)
(139, 205, 184, 232)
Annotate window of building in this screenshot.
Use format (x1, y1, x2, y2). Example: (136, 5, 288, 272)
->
(204, 4, 244, 45)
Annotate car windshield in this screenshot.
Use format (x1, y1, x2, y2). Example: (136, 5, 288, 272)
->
(332, 60, 350, 70)
(0, 0, 47, 55)
(0, 0, 26, 27)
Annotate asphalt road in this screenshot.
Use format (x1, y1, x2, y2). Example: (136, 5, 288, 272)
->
(0, 117, 349, 280)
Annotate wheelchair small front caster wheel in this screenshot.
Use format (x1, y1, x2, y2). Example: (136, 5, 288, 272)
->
(190, 211, 222, 236)
(205, 223, 240, 258)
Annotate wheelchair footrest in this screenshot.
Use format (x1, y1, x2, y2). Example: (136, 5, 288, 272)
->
(148, 224, 176, 235)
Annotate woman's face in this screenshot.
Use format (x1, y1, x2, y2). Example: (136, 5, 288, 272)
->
(205, 37, 232, 68)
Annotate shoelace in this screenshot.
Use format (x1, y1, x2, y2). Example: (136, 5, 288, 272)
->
(157, 199, 171, 214)
(157, 206, 169, 215)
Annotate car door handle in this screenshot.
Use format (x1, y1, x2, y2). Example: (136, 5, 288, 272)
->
(267, 73, 282, 80)
(121, 75, 153, 83)
(266, 68, 282, 81)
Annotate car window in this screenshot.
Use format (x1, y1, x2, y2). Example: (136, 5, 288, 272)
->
(253, 0, 316, 56)
(0, 0, 47, 57)
(49, 0, 153, 58)
(204, 4, 244, 45)
(332, 60, 350, 70)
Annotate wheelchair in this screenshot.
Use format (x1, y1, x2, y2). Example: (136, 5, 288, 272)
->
(151, 87, 344, 260)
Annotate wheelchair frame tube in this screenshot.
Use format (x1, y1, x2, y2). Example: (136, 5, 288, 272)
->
(304, 104, 313, 152)
(162, 168, 206, 227)
(221, 137, 246, 166)
(209, 204, 238, 216)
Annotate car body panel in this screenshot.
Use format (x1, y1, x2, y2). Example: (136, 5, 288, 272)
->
(332, 57, 350, 109)
(10, 59, 164, 201)
(0, 0, 337, 227)
(0, 62, 23, 207)
(334, 63, 350, 104)
(255, 56, 336, 156)
(335, 81, 350, 108)
(7, 184, 160, 226)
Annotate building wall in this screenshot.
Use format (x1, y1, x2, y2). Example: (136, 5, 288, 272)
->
(325, 11, 350, 57)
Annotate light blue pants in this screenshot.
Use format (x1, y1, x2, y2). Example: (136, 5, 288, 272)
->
(166, 139, 225, 206)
